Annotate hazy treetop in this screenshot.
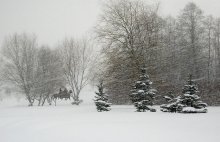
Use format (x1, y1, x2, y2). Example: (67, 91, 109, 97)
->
(0, 0, 218, 47)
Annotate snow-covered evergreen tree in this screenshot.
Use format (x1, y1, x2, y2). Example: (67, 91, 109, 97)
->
(160, 74, 208, 113)
(94, 81, 111, 112)
(130, 68, 156, 112)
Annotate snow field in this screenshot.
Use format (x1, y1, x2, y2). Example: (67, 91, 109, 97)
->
(0, 104, 220, 142)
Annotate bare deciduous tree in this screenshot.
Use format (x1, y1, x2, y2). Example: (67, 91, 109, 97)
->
(95, 0, 161, 103)
(1, 33, 37, 106)
(59, 38, 93, 105)
(204, 15, 215, 83)
(177, 2, 205, 79)
(33, 46, 65, 106)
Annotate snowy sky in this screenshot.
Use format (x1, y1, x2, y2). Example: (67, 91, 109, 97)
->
(0, 0, 219, 47)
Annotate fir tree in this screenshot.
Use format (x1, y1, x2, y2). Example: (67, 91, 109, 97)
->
(160, 74, 208, 113)
(94, 81, 111, 112)
(130, 68, 156, 112)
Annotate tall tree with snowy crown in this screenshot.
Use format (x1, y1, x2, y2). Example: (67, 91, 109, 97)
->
(160, 74, 208, 113)
(94, 81, 111, 112)
(130, 68, 157, 112)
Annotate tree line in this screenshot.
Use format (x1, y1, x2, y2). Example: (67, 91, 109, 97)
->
(0, 34, 94, 106)
(0, 0, 220, 106)
(94, 0, 220, 105)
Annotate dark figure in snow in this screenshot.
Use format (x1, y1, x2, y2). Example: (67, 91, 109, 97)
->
(160, 74, 208, 113)
(63, 88, 68, 94)
(94, 81, 111, 112)
(51, 88, 72, 106)
(130, 68, 157, 112)
(59, 88, 62, 94)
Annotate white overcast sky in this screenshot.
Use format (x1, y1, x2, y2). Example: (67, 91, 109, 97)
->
(0, 0, 219, 47)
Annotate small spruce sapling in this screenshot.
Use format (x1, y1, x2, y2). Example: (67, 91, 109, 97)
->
(160, 74, 208, 113)
(130, 68, 157, 112)
(94, 81, 111, 112)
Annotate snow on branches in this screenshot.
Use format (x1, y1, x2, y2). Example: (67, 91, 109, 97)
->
(94, 81, 111, 112)
(160, 74, 208, 113)
(130, 68, 157, 112)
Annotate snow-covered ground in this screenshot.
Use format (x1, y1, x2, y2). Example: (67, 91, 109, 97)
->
(0, 89, 220, 142)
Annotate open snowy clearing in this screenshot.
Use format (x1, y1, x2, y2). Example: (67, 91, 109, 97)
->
(0, 101, 220, 142)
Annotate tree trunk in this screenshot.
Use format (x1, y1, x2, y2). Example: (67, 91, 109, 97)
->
(27, 95, 34, 106)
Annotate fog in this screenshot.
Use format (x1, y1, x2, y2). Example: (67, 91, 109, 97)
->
(0, 0, 219, 47)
